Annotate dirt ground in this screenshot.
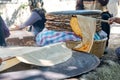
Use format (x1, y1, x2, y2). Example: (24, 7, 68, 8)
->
(103, 25, 120, 62)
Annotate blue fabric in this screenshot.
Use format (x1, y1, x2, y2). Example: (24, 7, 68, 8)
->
(0, 16, 10, 38)
(36, 29, 81, 46)
(94, 33, 101, 40)
(0, 16, 10, 46)
(35, 29, 105, 47)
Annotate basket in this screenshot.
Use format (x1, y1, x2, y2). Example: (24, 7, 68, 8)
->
(66, 38, 107, 58)
(46, 10, 105, 58)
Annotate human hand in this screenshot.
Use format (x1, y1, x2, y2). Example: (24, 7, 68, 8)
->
(108, 17, 120, 24)
(108, 17, 116, 24)
(0, 57, 2, 65)
(9, 25, 21, 31)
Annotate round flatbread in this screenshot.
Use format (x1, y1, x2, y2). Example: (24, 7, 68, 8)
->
(16, 42, 72, 66)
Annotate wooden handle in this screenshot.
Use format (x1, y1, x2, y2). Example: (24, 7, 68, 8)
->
(96, 18, 109, 23)
(0, 58, 2, 64)
(0, 56, 16, 64)
(100, 19, 109, 23)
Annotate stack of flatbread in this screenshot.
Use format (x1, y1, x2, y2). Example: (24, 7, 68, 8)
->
(45, 14, 72, 31)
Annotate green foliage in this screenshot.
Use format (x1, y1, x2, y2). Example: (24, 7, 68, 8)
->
(80, 60, 120, 80)
(20, 4, 28, 9)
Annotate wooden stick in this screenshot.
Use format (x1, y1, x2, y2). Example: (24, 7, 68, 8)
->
(0, 56, 16, 64)
(2, 56, 16, 62)
(96, 18, 109, 23)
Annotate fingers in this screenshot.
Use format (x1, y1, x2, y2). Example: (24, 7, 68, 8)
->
(108, 18, 113, 24)
(108, 17, 116, 24)
(0, 57, 2, 65)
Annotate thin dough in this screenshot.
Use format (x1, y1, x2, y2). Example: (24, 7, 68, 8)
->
(70, 15, 96, 52)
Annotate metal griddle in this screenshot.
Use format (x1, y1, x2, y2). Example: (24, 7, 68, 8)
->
(0, 51, 100, 80)
(47, 10, 102, 15)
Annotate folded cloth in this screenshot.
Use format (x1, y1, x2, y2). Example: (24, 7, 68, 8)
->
(35, 29, 81, 46)
(97, 30, 107, 39)
(94, 33, 101, 40)
(35, 28, 106, 47)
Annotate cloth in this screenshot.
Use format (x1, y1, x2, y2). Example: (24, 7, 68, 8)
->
(19, 8, 46, 35)
(32, 9, 46, 35)
(76, 0, 108, 11)
(19, 12, 42, 29)
(94, 33, 101, 40)
(35, 18, 105, 49)
(0, 16, 10, 46)
(0, 16, 10, 38)
(35, 29, 81, 46)
(97, 30, 107, 39)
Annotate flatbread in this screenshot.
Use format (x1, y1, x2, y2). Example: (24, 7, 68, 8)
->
(70, 15, 96, 52)
(16, 42, 72, 66)
(0, 42, 72, 66)
(70, 16, 82, 37)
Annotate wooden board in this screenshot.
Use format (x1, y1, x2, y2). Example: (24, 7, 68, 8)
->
(0, 58, 20, 72)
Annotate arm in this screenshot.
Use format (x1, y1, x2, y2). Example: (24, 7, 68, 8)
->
(98, 0, 109, 6)
(10, 11, 42, 30)
(0, 57, 2, 65)
(76, 0, 84, 10)
(19, 11, 42, 29)
(108, 17, 120, 24)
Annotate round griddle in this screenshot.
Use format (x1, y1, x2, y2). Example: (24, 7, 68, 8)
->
(0, 51, 100, 80)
